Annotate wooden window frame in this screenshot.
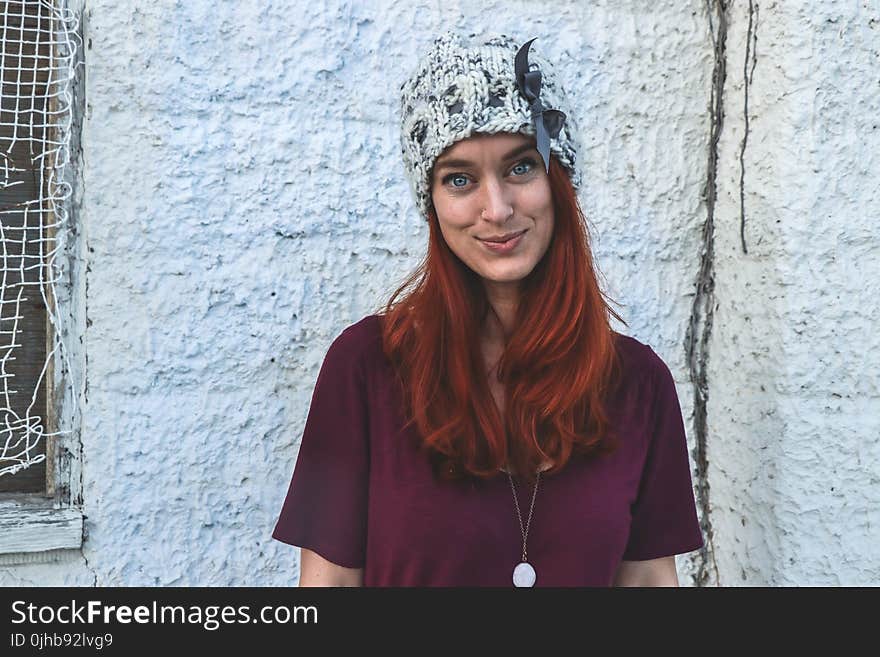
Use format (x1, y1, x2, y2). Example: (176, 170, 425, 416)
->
(0, 0, 83, 564)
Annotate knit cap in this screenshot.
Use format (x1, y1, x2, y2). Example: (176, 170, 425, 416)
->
(398, 31, 582, 220)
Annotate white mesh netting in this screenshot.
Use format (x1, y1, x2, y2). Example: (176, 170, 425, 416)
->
(0, 0, 77, 484)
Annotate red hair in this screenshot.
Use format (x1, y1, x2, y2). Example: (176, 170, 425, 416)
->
(380, 156, 627, 485)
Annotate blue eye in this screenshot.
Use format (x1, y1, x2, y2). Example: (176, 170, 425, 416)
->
(511, 158, 536, 176)
(444, 173, 470, 188)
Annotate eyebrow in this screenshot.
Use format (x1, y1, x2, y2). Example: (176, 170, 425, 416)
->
(433, 142, 538, 173)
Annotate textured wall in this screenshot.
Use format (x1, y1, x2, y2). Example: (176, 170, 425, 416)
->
(709, 1, 880, 585)
(0, 0, 875, 586)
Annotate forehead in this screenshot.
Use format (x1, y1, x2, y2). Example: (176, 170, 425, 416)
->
(432, 133, 538, 177)
(439, 132, 534, 159)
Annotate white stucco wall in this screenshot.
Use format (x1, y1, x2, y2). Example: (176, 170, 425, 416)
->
(0, 0, 876, 586)
(709, 1, 880, 585)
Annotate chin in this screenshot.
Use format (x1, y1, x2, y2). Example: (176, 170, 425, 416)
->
(479, 263, 536, 284)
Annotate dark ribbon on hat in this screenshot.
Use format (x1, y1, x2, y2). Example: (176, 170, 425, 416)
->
(514, 38, 566, 174)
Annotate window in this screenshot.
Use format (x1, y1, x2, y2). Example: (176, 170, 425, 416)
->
(0, 0, 82, 563)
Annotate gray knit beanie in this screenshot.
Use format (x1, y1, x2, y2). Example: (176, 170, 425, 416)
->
(398, 31, 582, 221)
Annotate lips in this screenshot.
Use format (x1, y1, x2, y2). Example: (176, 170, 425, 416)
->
(477, 230, 526, 254)
(478, 229, 527, 244)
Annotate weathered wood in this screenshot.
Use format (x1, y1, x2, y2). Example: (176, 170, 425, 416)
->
(44, 17, 60, 501)
(0, 496, 82, 553)
(0, 547, 81, 566)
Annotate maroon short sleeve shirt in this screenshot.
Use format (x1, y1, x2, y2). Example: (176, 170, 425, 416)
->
(272, 314, 703, 586)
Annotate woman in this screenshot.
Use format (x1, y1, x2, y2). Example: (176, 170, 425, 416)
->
(272, 32, 703, 586)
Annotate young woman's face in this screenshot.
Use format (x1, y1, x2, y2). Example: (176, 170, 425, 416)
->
(430, 132, 555, 293)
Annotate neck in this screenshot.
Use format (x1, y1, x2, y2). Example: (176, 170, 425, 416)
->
(482, 280, 520, 341)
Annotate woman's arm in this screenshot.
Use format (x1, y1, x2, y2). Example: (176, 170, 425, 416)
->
(612, 556, 679, 587)
(298, 548, 364, 587)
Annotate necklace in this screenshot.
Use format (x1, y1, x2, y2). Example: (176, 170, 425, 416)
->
(507, 469, 541, 587)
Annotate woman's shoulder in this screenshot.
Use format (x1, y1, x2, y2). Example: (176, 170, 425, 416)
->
(324, 313, 387, 369)
(611, 330, 675, 385)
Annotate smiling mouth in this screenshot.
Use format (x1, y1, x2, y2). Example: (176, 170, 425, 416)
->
(476, 230, 527, 254)
(477, 229, 528, 243)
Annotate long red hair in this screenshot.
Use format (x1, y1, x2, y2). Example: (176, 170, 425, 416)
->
(380, 155, 627, 484)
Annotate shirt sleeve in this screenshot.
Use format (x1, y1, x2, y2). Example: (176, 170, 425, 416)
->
(622, 349, 704, 561)
(271, 326, 370, 569)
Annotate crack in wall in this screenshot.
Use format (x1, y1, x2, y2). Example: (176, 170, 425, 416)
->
(739, 0, 759, 255)
(81, 526, 98, 586)
(685, 0, 728, 587)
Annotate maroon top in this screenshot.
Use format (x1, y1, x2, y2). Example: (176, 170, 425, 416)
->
(272, 314, 703, 586)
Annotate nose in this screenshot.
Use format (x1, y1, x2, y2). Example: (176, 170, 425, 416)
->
(479, 176, 514, 223)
